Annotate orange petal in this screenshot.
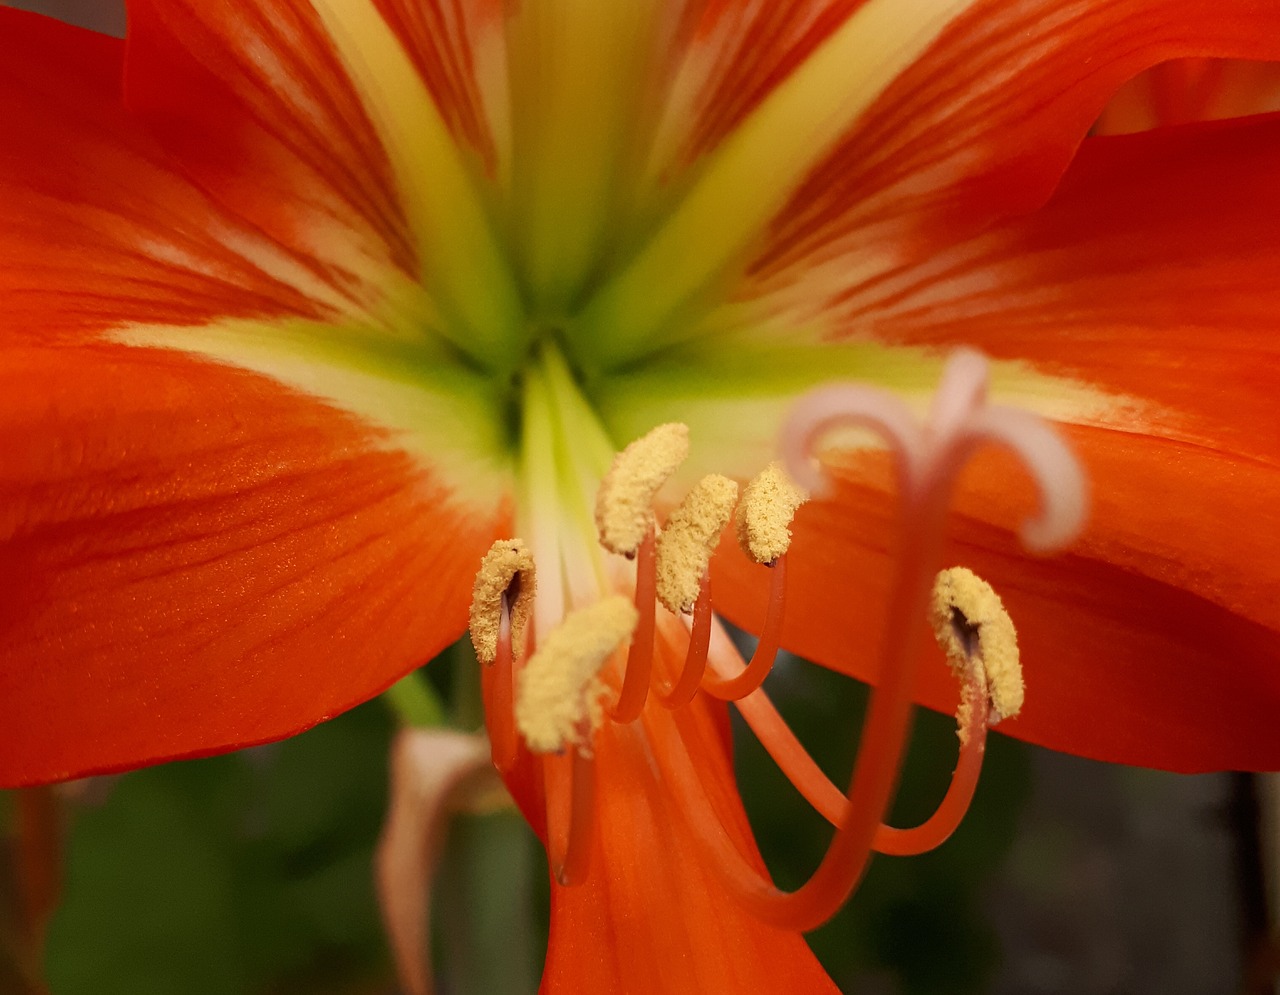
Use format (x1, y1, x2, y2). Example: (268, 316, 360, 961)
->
(0, 346, 506, 786)
(123, 0, 416, 288)
(842, 114, 1280, 470)
(538, 690, 838, 993)
(1096, 58, 1280, 134)
(737, 0, 1280, 326)
(713, 440, 1280, 774)
(370, 0, 508, 171)
(652, 0, 868, 170)
(0, 9, 349, 337)
(716, 117, 1280, 772)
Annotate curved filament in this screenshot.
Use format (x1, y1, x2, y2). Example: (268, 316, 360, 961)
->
(873, 692, 987, 856)
(611, 528, 656, 723)
(484, 602, 519, 774)
(658, 576, 713, 709)
(703, 556, 788, 701)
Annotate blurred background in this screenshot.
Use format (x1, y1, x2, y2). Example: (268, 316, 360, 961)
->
(2, 1, 1278, 992)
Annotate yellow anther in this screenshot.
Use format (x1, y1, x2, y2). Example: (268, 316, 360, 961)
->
(468, 539, 536, 664)
(655, 474, 739, 615)
(515, 596, 638, 754)
(929, 567, 1023, 737)
(735, 462, 808, 565)
(595, 423, 690, 556)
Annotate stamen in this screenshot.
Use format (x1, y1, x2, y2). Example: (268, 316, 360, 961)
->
(468, 539, 536, 665)
(484, 606, 519, 773)
(657, 574, 714, 709)
(654, 473, 739, 615)
(735, 462, 808, 565)
(595, 422, 689, 557)
(873, 662, 988, 857)
(929, 567, 1022, 725)
(610, 526, 657, 724)
(876, 568, 1020, 856)
(665, 349, 1084, 932)
(700, 462, 805, 701)
(515, 596, 638, 754)
(470, 539, 535, 773)
(702, 555, 789, 701)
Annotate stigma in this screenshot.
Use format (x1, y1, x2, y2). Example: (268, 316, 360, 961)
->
(466, 348, 1086, 930)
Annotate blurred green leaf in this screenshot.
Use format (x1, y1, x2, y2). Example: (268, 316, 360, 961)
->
(45, 703, 395, 995)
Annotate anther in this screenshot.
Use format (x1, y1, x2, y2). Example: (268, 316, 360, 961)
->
(929, 567, 1022, 727)
(702, 463, 805, 700)
(468, 539, 536, 665)
(595, 423, 689, 557)
(876, 568, 1020, 856)
(735, 462, 808, 565)
(515, 596, 638, 755)
(655, 473, 738, 615)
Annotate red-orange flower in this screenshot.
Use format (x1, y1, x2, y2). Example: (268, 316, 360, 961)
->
(3, 1, 1280, 991)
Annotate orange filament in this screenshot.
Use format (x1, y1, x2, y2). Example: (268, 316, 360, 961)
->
(657, 574, 713, 709)
(611, 527, 656, 723)
(483, 601, 519, 774)
(730, 617, 991, 856)
(545, 747, 596, 887)
(874, 678, 988, 856)
(733, 682, 847, 826)
(702, 555, 788, 701)
(657, 489, 949, 931)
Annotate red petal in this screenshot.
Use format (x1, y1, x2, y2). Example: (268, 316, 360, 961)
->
(657, 0, 867, 167)
(1096, 58, 1280, 134)
(714, 440, 1280, 774)
(370, 0, 507, 171)
(123, 0, 416, 287)
(539, 689, 838, 993)
(715, 117, 1280, 772)
(0, 346, 505, 786)
(856, 114, 1280, 497)
(740, 0, 1280, 317)
(0, 9, 346, 336)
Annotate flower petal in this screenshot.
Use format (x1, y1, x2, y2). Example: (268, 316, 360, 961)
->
(369, 0, 509, 170)
(539, 687, 838, 993)
(1096, 58, 1280, 134)
(0, 9, 348, 335)
(0, 345, 505, 786)
(735, 0, 1280, 332)
(123, 0, 417, 293)
(714, 441, 1280, 774)
(844, 113, 1280, 629)
(714, 117, 1280, 771)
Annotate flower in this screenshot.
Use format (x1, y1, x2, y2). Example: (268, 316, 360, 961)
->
(4, 0, 1280, 989)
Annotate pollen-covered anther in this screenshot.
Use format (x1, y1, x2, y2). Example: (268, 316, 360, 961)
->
(468, 539, 536, 665)
(595, 423, 690, 556)
(515, 596, 638, 755)
(929, 567, 1023, 734)
(655, 474, 739, 615)
(735, 462, 808, 565)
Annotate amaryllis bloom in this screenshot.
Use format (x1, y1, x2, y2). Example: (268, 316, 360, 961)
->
(4, 0, 1280, 990)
